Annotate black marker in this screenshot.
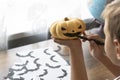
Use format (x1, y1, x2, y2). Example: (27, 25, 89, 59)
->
(77, 35, 104, 45)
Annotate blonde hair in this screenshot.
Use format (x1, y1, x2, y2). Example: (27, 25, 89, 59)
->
(102, 0, 120, 41)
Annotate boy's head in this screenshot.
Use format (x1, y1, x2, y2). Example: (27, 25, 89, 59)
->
(102, 0, 120, 66)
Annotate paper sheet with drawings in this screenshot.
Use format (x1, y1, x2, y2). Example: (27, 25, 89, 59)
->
(5, 46, 70, 80)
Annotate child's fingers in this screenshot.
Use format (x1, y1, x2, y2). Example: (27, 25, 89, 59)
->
(51, 36, 65, 44)
(89, 40, 98, 51)
(53, 38, 65, 45)
(82, 39, 87, 42)
(87, 34, 100, 40)
(53, 38, 71, 45)
(89, 41, 95, 55)
(89, 41, 95, 48)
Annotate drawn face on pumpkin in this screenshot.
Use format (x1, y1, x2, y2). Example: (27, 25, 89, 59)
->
(59, 19, 86, 38)
(61, 25, 83, 37)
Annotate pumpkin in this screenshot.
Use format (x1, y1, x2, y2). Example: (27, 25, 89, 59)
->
(50, 17, 86, 39)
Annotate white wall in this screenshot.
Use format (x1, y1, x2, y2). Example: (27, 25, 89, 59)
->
(0, 0, 92, 40)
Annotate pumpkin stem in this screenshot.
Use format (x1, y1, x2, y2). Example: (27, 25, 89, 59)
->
(64, 17, 69, 21)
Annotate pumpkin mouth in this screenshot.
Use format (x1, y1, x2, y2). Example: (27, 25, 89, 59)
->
(63, 32, 81, 37)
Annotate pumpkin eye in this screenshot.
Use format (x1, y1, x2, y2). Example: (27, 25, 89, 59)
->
(61, 27, 66, 31)
(78, 25, 82, 29)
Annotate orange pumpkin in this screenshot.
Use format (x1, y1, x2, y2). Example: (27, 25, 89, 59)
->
(50, 17, 86, 39)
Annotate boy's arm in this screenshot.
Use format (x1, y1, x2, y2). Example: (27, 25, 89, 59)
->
(69, 46, 88, 80)
(87, 34, 120, 77)
(53, 38, 88, 80)
(98, 55, 120, 77)
(89, 40, 120, 77)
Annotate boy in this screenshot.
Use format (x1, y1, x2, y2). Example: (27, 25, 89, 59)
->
(53, 0, 120, 80)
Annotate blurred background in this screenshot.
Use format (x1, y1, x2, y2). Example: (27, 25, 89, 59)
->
(0, 0, 113, 49)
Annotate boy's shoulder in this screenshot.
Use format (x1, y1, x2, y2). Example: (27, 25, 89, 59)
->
(114, 76, 120, 80)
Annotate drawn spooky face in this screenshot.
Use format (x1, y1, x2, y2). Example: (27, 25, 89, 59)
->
(50, 17, 86, 39)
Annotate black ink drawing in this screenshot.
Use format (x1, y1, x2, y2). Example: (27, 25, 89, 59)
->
(5, 58, 41, 79)
(16, 51, 35, 58)
(19, 58, 41, 75)
(54, 46, 61, 52)
(4, 68, 14, 79)
(44, 49, 51, 55)
(40, 78, 44, 80)
(50, 55, 59, 63)
(4, 68, 25, 80)
(46, 63, 61, 69)
(57, 69, 67, 79)
(13, 61, 29, 72)
(15, 60, 29, 67)
(5, 47, 70, 80)
(39, 69, 48, 77)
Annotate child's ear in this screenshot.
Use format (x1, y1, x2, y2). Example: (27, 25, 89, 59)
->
(114, 39, 120, 60)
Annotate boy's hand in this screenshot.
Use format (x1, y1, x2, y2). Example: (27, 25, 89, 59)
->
(53, 38, 82, 49)
(87, 34, 105, 60)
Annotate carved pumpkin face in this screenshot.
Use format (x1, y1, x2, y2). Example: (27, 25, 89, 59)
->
(50, 17, 86, 39)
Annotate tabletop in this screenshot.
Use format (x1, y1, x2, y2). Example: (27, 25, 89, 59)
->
(0, 39, 115, 80)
